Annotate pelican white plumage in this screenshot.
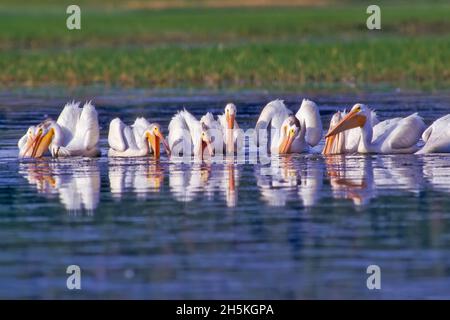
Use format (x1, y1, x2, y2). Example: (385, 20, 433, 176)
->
(255, 99, 322, 154)
(107, 117, 170, 158)
(325, 104, 426, 154)
(200, 112, 223, 153)
(168, 109, 214, 159)
(217, 103, 242, 154)
(416, 114, 450, 154)
(18, 101, 100, 158)
(323, 109, 379, 154)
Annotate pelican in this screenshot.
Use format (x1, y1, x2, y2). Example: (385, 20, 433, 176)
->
(325, 104, 426, 154)
(168, 109, 214, 159)
(200, 112, 223, 153)
(255, 99, 322, 154)
(323, 109, 379, 154)
(18, 101, 100, 158)
(416, 114, 450, 154)
(217, 103, 242, 154)
(107, 117, 170, 158)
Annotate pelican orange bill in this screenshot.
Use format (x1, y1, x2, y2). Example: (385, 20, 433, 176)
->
(325, 109, 366, 138)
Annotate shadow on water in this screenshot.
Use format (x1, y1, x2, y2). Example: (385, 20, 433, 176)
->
(1, 92, 450, 298)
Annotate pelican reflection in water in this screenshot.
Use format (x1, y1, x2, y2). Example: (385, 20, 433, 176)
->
(324, 154, 423, 206)
(255, 155, 324, 207)
(108, 158, 164, 200)
(169, 162, 211, 203)
(19, 160, 100, 213)
(18, 154, 430, 213)
(372, 155, 423, 195)
(168, 161, 239, 207)
(325, 155, 376, 206)
(422, 156, 450, 194)
(222, 162, 239, 207)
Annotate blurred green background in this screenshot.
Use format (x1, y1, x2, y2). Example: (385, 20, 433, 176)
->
(0, 0, 449, 91)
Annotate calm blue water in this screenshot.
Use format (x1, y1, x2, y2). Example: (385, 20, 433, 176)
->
(1, 91, 450, 299)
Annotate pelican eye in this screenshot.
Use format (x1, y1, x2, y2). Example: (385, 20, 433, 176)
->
(355, 106, 361, 112)
(154, 127, 158, 132)
(290, 128, 295, 134)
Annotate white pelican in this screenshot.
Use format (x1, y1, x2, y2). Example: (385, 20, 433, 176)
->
(416, 114, 450, 154)
(323, 109, 379, 154)
(325, 104, 426, 154)
(18, 101, 100, 158)
(168, 109, 214, 159)
(200, 112, 223, 153)
(255, 99, 322, 154)
(107, 117, 170, 158)
(217, 103, 242, 154)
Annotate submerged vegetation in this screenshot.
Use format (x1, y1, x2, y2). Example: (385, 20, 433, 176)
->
(1, 1, 449, 91)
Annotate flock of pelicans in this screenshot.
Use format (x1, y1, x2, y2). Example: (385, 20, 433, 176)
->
(17, 98, 450, 159)
(16, 98, 450, 211)
(19, 152, 450, 211)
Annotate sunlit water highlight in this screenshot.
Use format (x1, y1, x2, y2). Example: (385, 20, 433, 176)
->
(1, 92, 450, 299)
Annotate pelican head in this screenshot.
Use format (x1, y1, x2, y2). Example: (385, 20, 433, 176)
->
(278, 115, 300, 154)
(21, 120, 57, 158)
(199, 123, 214, 159)
(323, 111, 346, 155)
(224, 103, 236, 129)
(18, 126, 37, 158)
(145, 123, 170, 159)
(325, 104, 368, 138)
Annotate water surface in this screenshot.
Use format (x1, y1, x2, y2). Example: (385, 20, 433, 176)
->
(1, 92, 450, 299)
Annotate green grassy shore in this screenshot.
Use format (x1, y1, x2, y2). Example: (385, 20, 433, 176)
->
(1, 1, 449, 91)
